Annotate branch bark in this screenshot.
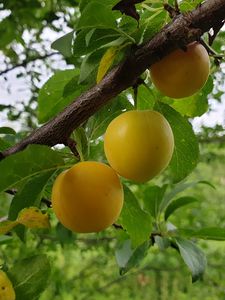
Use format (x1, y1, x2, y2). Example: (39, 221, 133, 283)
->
(1, 0, 225, 158)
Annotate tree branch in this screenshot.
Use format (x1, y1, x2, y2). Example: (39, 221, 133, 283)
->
(1, 0, 225, 159)
(0, 52, 60, 76)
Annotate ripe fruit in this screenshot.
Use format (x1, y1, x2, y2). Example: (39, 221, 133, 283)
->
(150, 42, 210, 98)
(104, 110, 174, 182)
(51, 161, 123, 233)
(0, 270, 15, 300)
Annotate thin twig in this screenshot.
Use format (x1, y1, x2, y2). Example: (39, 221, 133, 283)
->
(0, 52, 60, 76)
(208, 20, 225, 46)
(97, 264, 181, 292)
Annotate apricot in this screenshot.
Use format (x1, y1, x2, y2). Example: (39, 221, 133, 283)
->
(104, 110, 174, 182)
(0, 270, 15, 300)
(51, 161, 123, 233)
(150, 42, 210, 98)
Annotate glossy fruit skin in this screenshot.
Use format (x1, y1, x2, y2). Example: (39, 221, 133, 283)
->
(0, 271, 16, 300)
(104, 110, 174, 183)
(150, 42, 210, 99)
(51, 161, 123, 233)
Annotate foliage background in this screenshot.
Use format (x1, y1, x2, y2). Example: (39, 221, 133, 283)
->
(0, 0, 225, 299)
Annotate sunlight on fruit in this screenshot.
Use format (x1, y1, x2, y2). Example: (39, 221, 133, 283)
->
(51, 161, 124, 233)
(150, 42, 210, 98)
(104, 110, 174, 182)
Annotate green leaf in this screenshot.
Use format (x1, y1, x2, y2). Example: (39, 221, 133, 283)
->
(51, 31, 74, 57)
(100, 36, 128, 48)
(179, 0, 203, 12)
(138, 10, 167, 44)
(118, 15, 138, 37)
(73, 28, 120, 57)
(179, 227, 225, 241)
(56, 223, 74, 245)
(156, 103, 199, 183)
(9, 171, 54, 220)
(77, 2, 117, 30)
(165, 196, 198, 220)
(115, 240, 133, 269)
(171, 76, 213, 117)
(63, 75, 82, 98)
(72, 127, 88, 161)
(122, 242, 149, 275)
(115, 240, 149, 275)
(137, 84, 155, 110)
(79, 0, 118, 13)
(79, 0, 89, 12)
(154, 236, 171, 250)
(8, 171, 54, 241)
(198, 180, 216, 190)
(8, 255, 51, 300)
(78, 34, 126, 84)
(175, 237, 207, 282)
(0, 18, 17, 49)
(87, 95, 132, 140)
(142, 185, 167, 219)
(0, 235, 13, 245)
(79, 49, 104, 83)
(0, 145, 65, 193)
(0, 127, 16, 135)
(119, 185, 152, 247)
(38, 69, 82, 123)
(73, 29, 91, 57)
(160, 180, 214, 214)
(0, 137, 12, 151)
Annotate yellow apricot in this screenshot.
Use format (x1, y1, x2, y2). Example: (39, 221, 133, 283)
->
(104, 110, 174, 182)
(150, 42, 210, 98)
(51, 161, 123, 233)
(0, 270, 15, 300)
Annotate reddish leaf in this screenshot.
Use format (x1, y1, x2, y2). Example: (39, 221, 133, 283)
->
(112, 0, 144, 21)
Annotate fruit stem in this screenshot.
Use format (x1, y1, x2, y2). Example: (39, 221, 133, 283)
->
(67, 138, 81, 160)
(133, 86, 138, 109)
(200, 38, 225, 60)
(174, 0, 179, 12)
(132, 77, 145, 109)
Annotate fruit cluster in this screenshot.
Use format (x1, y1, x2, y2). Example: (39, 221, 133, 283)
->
(51, 42, 210, 233)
